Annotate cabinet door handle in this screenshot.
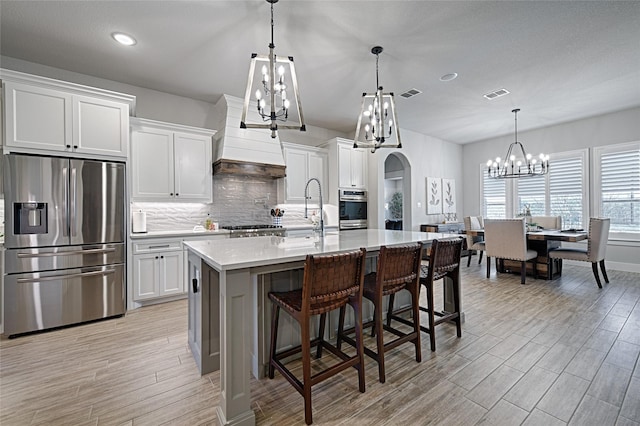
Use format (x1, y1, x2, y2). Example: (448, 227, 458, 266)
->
(160, 255, 164, 259)
(170, 193, 174, 196)
(175, 193, 179, 196)
(192, 278, 199, 293)
(73, 145, 78, 149)
(66, 144, 71, 148)
(155, 256, 159, 259)
(149, 245, 170, 249)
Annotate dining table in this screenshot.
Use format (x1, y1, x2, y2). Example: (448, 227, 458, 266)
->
(465, 228, 588, 279)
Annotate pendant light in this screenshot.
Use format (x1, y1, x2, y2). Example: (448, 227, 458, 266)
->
(353, 46, 401, 153)
(240, 0, 306, 138)
(487, 109, 549, 178)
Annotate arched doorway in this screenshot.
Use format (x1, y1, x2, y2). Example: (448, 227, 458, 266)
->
(383, 152, 411, 231)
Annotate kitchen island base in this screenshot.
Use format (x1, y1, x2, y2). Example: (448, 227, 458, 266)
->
(184, 230, 460, 426)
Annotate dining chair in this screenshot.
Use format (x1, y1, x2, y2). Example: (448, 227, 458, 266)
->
(484, 218, 538, 284)
(463, 216, 485, 267)
(549, 218, 610, 288)
(337, 243, 423, 383)
(529, 215, 562, 230)
(268, 248, 367, 425)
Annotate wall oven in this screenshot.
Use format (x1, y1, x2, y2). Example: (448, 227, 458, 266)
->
(339, 189, 367, 230)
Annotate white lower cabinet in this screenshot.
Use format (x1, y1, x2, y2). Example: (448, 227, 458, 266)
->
(133, 239, 184, 301)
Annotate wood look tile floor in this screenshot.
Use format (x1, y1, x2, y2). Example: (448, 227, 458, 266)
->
(1, 263, 640, 425)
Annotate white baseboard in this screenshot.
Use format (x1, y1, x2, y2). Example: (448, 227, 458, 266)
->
(564, 260, 640, 274)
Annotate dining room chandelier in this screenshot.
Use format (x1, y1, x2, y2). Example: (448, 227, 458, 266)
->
(353, 46, 401, 153)
(487, 109, 549, 179)
(240, 0, 306, 138)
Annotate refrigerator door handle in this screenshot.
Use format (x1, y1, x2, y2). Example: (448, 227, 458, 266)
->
(63, 167, 69, 237)
(71, 167, 78, 237)
(16, 268, 117, 283)
(17, 248, 117, 258)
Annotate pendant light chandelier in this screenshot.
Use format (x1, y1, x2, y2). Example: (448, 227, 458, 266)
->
(240, 0, 305, 138)
(353, 46, 401, 153)
(486, 109, 549, 179)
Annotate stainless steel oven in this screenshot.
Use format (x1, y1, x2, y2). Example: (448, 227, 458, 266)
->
(339, 189, 367, 230)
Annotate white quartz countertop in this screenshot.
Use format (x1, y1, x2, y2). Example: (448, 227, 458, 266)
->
(130, 229, 230, 239)
(184, 228, 459, 271)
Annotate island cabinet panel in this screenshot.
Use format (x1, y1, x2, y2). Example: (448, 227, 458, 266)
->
(188, 255, 220, 374)
(2, 73, 133, 159)
(131, 117, 214, 202)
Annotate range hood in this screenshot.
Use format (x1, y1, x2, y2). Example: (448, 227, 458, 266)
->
(212, 94, 286, 178)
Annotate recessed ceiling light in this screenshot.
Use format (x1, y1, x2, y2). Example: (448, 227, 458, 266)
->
(440, 73, 458, 82)
(112, 32, 137, 46)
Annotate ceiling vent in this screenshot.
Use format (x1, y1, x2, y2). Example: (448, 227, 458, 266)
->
(400, 88, 422, 99)
(483, 88, 510, 100)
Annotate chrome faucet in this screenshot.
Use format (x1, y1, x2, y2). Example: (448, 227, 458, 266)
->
(304, 178, 324, 237)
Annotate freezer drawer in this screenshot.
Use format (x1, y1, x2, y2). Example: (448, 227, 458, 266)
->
(3, 264, 125, 336)
(4, 243, 125, 274)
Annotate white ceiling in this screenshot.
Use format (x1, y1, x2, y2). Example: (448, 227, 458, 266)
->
(1, 1, 639, 144)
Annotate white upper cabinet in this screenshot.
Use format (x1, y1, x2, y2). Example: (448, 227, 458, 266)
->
(281, 143, 328, 203)
(323, 138, 368, 204)
(337, 142, 367, 189)
(131, 118, 215, 202)
(73, 95, 128, 157)
(1, 70, 134, 159)
(4, 82, 72, 152)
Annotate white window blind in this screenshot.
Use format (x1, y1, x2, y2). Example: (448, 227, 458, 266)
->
(482, 167, 506, 218)
(549, 155, 585, 229)
(599, 146, 640, 234)
(517, 176, 546, 216)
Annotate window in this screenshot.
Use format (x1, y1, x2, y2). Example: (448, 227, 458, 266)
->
(512, 150, 587, 228)
(593, 142, 640, 237)
(549, 154, 586, 229)
(481, 166, 506, 218)
(517, 176, 546, 216)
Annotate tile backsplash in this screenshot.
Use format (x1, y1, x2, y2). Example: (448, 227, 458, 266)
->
(131, 175, 331, 232)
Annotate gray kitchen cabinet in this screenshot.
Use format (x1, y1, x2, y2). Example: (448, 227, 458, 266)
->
(131, 118, 215, 202)
(1, 70, 133, 159)
(281, 143, 328, 203)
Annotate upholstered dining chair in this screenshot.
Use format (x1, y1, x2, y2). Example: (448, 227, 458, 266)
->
(529, 215, 562, 230)
(549, 218, 610, 288)
(268, 248, 367, 425)
(337, 243, 423, 384)
(464, 216, 485, 267)
(484, 218, 538, 284)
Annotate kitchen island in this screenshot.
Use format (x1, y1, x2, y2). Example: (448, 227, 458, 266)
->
(183, 229, 457, 426)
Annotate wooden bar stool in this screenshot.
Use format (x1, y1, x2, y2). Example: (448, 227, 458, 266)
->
(418, 238, 464, 351)
(338, 243, 423, 383)
(268, 248, 367, 425)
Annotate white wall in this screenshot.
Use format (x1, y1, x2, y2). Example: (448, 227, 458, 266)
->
(461, 107, 640, 270)
(369, 128, 464, 232)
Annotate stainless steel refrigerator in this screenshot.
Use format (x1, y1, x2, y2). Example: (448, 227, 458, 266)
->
(3, 154, 126, 337)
